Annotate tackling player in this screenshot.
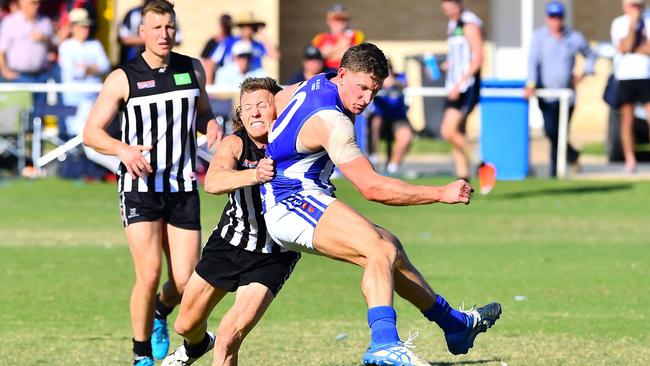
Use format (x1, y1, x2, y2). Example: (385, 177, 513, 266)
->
(162, 77, 300, 366)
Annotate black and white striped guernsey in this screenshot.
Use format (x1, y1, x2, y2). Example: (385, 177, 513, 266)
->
(118, 52, 200, 193)
(446, 10, 482, 93)
(214, 129, 284, 254)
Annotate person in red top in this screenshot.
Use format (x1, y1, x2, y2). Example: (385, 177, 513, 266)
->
(311, 3, 364, 69)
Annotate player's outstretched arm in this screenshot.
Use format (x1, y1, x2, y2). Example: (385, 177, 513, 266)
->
(298, 111, 473, 206)
(304, 110, 473, 206)
(204, 135, 273, 195)
(82, 69, 153, 178)
(339, 157, 473, 206)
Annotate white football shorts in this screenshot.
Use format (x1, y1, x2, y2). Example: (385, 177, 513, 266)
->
(263, 192, 336, 254)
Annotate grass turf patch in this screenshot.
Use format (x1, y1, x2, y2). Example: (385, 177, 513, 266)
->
(1, 178, 648, 365)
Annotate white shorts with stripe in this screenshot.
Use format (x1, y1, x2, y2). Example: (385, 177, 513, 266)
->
(263, 192, 336, 254)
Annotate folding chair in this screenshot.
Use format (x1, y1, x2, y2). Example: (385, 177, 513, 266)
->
(32, 104, 79, 176)
(0, 91, 33, 173)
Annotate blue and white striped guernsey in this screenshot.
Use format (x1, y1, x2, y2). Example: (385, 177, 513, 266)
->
(261, 73, 351, 212)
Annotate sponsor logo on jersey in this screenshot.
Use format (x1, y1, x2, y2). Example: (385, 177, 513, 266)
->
(174, 73, 192, 86)
(137, 80, 156, 89)
(299, 202, 316, 213)
(242, 159, 259, 168)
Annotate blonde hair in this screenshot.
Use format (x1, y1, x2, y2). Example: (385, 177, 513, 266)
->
(232, 77, 282, 131)
(141, 0, 175, 18)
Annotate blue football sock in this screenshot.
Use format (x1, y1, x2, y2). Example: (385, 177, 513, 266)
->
(422, 295, 469, 334)
(368, 306, 400, 346)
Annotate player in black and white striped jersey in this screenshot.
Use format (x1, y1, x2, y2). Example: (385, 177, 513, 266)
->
(116, 52, 203, 194)
(213, 106, 278, 253)
(82, 1, 222, 365)
(162, 77, 300, 366)
(439, 0, 483, 180)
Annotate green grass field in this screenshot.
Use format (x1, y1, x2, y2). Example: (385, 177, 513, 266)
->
(1, 177, 649, 365)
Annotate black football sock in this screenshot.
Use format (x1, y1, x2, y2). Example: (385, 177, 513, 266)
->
(155, 294, 174, 320)
(133, 338, 152, 364)
(184, 332, 211, 358)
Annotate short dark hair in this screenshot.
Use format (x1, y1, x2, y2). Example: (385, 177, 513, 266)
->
(232, 77, 283, 131)
(340, 43, 389, 80)
(142, 0, 175, 18)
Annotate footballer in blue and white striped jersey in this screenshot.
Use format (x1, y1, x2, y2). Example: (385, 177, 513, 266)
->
(260, 72, 354, 211)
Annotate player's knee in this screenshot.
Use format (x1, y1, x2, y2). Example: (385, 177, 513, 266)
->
(173, 318, 194, 338)
(395, 127, 413, 143)
(367, 238, 398, 268)
(440, 126, 454, 141)
(387, 237, 410, 270)
(394, 245, 411, 270)
(135, 269, 161, 292)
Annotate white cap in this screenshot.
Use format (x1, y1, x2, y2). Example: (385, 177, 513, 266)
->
(231, 40, 253, 57)
(624, 0, 645, 5)
(69, 8, 93, 26)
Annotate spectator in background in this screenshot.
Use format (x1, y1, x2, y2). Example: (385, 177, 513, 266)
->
(439, 0, 483, 180)
(367, 63, 413, 176)
(0, 0, 53, 117)
(209, 12, 279, 77)
(58, 7, 109, 136)
(214, 40, 267, 91)
(611, 0, 650, 174)
(0, 0, 18, 20)
(525, 1, 596, 177)
(285, 44, 335, 85)
(200, 13, 232, 85)
(54, 0, 97, 42)
(59, 7, 115, 179)
(118, 0, 182, 65)
(311, 4, 364, 70)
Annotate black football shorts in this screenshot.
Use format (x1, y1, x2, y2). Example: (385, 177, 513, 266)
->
(195, 231, 300, 296)
(119, 191, 201, 230)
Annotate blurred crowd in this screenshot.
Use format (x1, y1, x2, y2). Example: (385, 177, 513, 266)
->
(0, 0, 649, 179)
(0, 1, 371, 98)
(0, 0, 367, 179)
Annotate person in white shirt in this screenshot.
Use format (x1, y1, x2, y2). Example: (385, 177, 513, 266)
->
(59, 8, 117, 172)
(610, 0, 650, 174)
(58, 8, 110, 136)
(214, 40, 266, 92)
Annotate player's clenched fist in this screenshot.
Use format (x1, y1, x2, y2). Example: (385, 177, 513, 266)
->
(441, 179, 474, 205)
(254, 158, 275, 183)
(117, 144, 153, 178)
